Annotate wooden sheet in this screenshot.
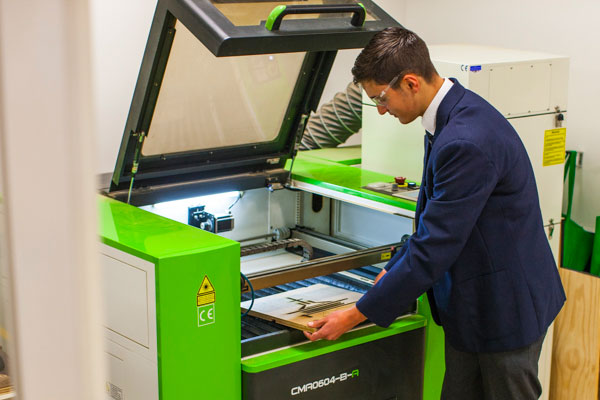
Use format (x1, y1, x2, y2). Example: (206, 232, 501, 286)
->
(241, 284, 362, 333)
(550, 268, 600, 400)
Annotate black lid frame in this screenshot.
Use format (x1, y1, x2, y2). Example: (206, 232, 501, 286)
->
(109, 0, 400, 205)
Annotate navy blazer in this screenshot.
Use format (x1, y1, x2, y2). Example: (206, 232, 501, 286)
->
(356, 79, 565, 353)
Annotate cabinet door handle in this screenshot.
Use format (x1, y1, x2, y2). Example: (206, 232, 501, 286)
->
(548, 218, 555, 240)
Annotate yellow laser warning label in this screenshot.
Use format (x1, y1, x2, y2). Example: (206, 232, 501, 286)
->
(197, 275, 215, 306)
(543, 128, 566, 167)
(381, 252, 392, 261)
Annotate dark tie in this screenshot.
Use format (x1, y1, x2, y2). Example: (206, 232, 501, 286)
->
(415, 131, 433, 229)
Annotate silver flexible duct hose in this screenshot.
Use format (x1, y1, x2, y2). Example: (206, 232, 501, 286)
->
(299, 81, 362, 150)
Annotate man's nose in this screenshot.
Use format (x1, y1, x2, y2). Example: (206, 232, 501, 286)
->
(377, 105, 388, 115)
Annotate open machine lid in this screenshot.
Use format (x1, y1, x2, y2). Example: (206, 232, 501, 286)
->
(109, 0, 400, 205)
(156, 0, 399, 57)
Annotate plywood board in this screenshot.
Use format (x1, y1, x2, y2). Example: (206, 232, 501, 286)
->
(241, 284, 362, 333)
(550, 268, 600, 400)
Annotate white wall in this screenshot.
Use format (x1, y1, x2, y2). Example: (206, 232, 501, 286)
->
(91, 0, 156, 175)
(383, 0, 598, 230)
(0, 0, 104, 399)
(92, 0, 598, 230)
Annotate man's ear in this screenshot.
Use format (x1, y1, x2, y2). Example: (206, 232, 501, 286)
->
(402, 74, 420, 92)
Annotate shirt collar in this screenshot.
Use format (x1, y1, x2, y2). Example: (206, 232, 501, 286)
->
(421, 78, 454, 134)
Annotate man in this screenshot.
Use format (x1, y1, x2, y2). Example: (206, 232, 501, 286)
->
(304, 27, 566, 400)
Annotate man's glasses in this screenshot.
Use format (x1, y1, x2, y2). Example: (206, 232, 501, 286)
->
(370, 74, 401, 107)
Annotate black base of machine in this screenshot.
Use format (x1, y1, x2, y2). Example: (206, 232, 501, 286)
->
(242, 327, 425, 400)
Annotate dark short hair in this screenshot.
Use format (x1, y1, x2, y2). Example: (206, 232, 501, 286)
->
(352, 27, 438, 87)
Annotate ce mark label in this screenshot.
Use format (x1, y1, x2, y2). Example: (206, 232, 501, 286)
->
(197, 304, 215, 327)
(197, 275, 216, 328)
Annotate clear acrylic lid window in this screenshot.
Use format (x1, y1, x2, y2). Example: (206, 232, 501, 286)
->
(210, 0, 377, 27)
(142, 20, 306, 156)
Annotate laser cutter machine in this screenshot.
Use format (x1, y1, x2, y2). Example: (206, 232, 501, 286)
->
(99, 1, 446, 400)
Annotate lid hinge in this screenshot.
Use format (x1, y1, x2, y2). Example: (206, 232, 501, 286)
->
(127, 131, 147, 204)
(284, 113, 309, 189)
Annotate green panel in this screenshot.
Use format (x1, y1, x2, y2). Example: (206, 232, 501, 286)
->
(156, 247, 240, 400)
(298, 146, 362, 165)
(99, 195, 241, 400)
(242, 315, 426, 373)
(99, 195, 234, 260)
(418, 295, 445, 400)
(591, 216, 600, 276)
(290, 150, 417, 212)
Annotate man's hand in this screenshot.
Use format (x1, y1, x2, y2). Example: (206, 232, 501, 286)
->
(303, 306, 367, 341)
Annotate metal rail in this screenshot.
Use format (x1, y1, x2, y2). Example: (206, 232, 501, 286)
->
(240, 238, 313, 260)
(241, 243, 400, 293)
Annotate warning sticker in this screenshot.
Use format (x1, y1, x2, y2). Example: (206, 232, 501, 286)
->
(543, 128, 566, 167)
(197, 275, 216, 306)
(380, 252, 392, 261)
(197, 276, 216, 327)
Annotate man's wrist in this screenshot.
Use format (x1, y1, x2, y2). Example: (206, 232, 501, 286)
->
(349, 305, 367, 324)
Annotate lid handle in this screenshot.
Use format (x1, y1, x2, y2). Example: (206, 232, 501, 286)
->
(266, 3, 367, 31)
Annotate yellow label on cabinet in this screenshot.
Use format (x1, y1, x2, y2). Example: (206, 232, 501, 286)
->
(381, 252, 392, 261)
(197, 275, 216, 306)
(543, 128, 567, 167)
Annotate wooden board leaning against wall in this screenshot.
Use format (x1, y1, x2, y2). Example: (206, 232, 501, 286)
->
(551, 267, 600, 400)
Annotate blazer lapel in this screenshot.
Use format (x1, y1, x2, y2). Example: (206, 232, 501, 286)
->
(415, 79, 467, 228)
(433, 78, 466, 137)
(415, 132, 432, 228)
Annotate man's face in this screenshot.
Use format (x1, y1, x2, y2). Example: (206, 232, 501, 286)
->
(362, 78, 421, 124)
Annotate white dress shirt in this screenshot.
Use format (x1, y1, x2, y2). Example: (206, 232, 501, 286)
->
(421, 78, 454, 134)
